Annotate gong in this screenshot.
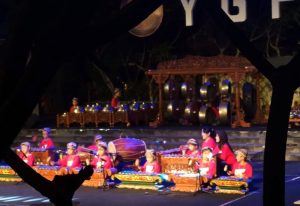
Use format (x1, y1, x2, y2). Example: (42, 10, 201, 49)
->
(184, 101, 201, 123)
(218, 101, 231, 125)
(165, 101, 183, 120)
(221, 79, 231, 96)
(198, 105, 217, 125)
(164, 79, 179, 99)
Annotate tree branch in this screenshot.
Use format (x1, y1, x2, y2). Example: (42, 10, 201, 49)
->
(202, 0, 275, 80)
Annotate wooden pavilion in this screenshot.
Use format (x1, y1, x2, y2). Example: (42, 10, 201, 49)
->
(146, 55, 266, 128)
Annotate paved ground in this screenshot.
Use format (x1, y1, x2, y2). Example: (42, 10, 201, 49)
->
(0, 162, 299, 206)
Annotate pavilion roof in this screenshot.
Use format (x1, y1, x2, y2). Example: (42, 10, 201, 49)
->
(147, 55, 256, 76)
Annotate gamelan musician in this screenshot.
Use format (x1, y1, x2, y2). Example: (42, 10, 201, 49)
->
(228, 149, 253, 180)
(39, 127, 55, 149)
(182, 138, 201, 158)
(194, 147, 216, 184)
(201, 127, 219, 156)
(87, 134, 103, 152)
(136, 149, 161, 173)
(69, 97, 80, 113)
(18, 142, 35, 166)
(89, 141, 113, 170)
(51, 142, 81, 168)
(215, 130, 237, 175)
(111, 88, 121, 110)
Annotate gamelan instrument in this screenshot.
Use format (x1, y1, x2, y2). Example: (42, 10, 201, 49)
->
(210, 176, 250, 195)
(16, 148, 58, 165)
(112, 170, 167, 190)
(108, 137, 146, 162)
(0, 166, 21, 182)
(33, 166, 62, 181)
(0, 165, 115, 188)
(159, 154, 200, 174)
(169, 173, 201, 193)
(77, 146, 95, 164)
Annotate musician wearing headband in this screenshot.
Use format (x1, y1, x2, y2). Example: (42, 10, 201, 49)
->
(136, 149, 161, 173)
(52, 142, 81, 168)
(228, 149, 253, 180)
(194, 147, 216, 184)
(18, 142, 35, 166)
(111, 88, 121, 110)
(89, 141, 113, 170)
(87, 135, 103, 152)
(183, 138, 201, 158)
(38, 127, 55, 149)
(201, 127, 219, 156)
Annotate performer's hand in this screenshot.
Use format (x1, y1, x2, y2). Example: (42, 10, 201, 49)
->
(134, 159, 140, 167)
(49, 161, 55, 166)
(179, 145, 188, 155)
(86, 159, 90, 166)
(46, 157, 51, 164)
(224, 165, 228, 172)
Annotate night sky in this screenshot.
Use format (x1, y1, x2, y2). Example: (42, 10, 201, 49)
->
(0, 0, 299, 113)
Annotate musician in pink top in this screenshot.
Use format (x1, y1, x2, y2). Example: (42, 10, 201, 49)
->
(18, 142, 35, 166)
(90, 141, 113, 170)
(53, 142, 81, 168)
(194, 147, 216, 184)
(183, 138, 201, 158)
(136, 149, 161, 173)
(87, 134, 103, 152)
(215, 131, 237, 175)
(201, 127, 219, 155)
(39, 127, 55, 149)
(228, 149, 253, 180)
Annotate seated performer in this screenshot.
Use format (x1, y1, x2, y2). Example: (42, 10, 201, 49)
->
(228, 149, 253, 180)
(69, 97, 80, 113)
(18, 142, 35, 166)
(182, 138, 201, 158)
(194, 147, 216, 183)
(87, 134, 103, 152)
(136, 149, 161, 173)
(201, 127, 219, 155)
(111, 88, 121, 110)
(216, 130, 237, 175)
(90, 141, 113, 170)
(38, 127, 55, 149)
(51, 142, 81, 168)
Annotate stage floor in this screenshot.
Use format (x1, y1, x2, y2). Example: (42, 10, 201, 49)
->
(0, 162, 299, 206)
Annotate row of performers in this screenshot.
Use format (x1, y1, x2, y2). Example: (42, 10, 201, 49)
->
(17, 127, 253, 187)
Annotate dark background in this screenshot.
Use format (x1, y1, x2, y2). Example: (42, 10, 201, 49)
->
(0, 0, 299, 114)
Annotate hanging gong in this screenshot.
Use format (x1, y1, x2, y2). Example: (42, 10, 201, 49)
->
(221, 79, 231, 96)
(219, 101, 231, 125)
(198, 105, 218, 125)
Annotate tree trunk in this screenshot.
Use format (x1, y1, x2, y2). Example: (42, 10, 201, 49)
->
(263, 82, 294, 206)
